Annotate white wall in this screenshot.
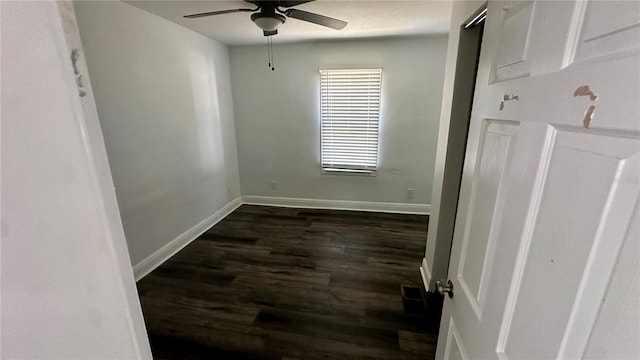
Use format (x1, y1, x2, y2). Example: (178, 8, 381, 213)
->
(422, 0, 487, 288)
(1, 1, 150, 357)
(74, 1, 241, 266)
(230, 36, 448, 208)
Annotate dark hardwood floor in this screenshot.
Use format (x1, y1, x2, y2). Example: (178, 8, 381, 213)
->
(137, 205, 440, 359)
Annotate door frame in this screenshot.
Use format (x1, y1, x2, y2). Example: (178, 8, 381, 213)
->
(422, 1, 488, 292)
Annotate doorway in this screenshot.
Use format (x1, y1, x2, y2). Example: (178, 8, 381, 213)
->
(428, 4, 486, 295)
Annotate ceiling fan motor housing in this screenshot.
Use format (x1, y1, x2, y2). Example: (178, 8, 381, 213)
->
(251, 12, 286, 31)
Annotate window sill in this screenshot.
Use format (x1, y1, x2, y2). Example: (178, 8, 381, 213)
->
(321, 168, 377, 177)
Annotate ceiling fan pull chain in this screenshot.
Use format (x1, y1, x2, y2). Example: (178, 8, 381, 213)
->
(270, 37, 275, 71)
(266, 37, 271, 69)
(266, 37, 275, 71)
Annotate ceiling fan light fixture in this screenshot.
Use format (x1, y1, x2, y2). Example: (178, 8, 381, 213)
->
(251, 13, 286, 31)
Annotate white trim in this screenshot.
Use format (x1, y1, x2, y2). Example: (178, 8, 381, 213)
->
(132, 197, 242, 281)
(420, 257, 434, 292)
(133, 195, 429, 281)
(241, 196, 431, 215)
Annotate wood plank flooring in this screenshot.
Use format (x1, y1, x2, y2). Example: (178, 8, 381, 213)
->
(137, 205, 440, 359)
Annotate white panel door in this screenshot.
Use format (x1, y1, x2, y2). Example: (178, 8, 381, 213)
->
(436, 1, 640, 359)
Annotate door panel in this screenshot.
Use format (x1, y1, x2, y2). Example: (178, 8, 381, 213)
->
(497, 128, 640, 359)
(437, 1, 640, 359)
(583, 206, 639, 359)
(573, 1, 640, 62)
(444, 320, 468, 360)
(493, 1, 535, 81)
(458, 120, 519, 318)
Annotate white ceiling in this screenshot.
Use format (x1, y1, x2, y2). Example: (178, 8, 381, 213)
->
(124, 0, 452, 45)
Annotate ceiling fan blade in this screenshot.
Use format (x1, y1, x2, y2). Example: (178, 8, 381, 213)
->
(278, 1, 315, 8)
(263, 29, 278, 36)
(285, 9, 347, 30)
(184, 8, 254, 19)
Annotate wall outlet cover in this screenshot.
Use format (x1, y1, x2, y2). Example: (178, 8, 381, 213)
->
(407, 188, 415, 198)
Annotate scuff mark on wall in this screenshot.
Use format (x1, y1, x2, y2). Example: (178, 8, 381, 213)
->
(70, 49, 87, 97)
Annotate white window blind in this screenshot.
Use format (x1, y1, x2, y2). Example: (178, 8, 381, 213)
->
(320, 68, 382, 174)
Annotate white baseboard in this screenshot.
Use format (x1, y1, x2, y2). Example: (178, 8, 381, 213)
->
(132, 196, 242, 281)
(420, 257, 433, 292)
(133, 195, 428, 281)
(241, 196, 430, 215)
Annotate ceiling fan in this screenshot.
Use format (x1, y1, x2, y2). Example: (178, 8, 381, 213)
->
(183, 0, 347, 37)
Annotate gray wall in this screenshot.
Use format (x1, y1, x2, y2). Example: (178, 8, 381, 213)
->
(230, 36, 448, 206)
(74, 1, 241, 266)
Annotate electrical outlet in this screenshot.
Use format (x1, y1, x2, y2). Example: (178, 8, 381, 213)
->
(270, 181, 277, 190)
(407, 188, 414, 199)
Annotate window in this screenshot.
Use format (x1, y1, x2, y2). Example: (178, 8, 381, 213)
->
(320, 68, 382, 175)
